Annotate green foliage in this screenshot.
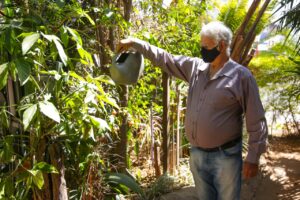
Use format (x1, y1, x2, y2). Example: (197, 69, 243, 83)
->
(23, 104, 38, 130)
(250, 44, 299, 87)
(106, 173, 145, 198)
(218, 0, 270, 34)
(273, 0, 300, 53)
(249, 42, 299, 134)
(0, 63, 9, 90)
(106, 173, 175, 200)
(0, 0, 119, 198)
(3, 0, 290, 199)
(143, 174, 175, 199)
(22, 32, 40, 55)
(218, 0, 247, 33)
(38, 100, 61, 123)
(33, 162, 59, 174)
(124, 0, 207, 157)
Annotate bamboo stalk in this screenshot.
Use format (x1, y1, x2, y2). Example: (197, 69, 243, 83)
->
(239, 0, 272, 64)
(154, 142, 161, 177)
(242, 0, 271, 49)
(49, 144, 68, 200)
(7, 76, 16, 120)
(240, 33, 256, 65)
(176, 85, 181, 167)
(242, 48, 256, 67)
(116, 0, 132, 173)
(231, 35, 244, 62)
(34, 138, 51, 200)
(162, 72, 170, 173)
(231, 0, 261, 51)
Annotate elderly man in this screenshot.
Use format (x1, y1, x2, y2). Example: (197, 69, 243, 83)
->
(117, 21, 268, 200)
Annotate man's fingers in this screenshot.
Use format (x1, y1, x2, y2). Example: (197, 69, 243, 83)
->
(116, 42, 125, 53)
(116, 38, 133, 53)
(117, 46, 124, 53)
(243, 162, 259, 179)
(249, 166, 258, 178)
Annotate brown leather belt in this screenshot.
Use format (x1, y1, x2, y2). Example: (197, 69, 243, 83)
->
(197, 136, 242, 152)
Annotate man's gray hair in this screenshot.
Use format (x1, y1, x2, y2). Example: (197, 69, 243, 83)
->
(200, 21, 233, 56)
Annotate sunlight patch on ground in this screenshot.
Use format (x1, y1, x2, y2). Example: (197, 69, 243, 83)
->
(261, 142, 300, 198)
(268, 151, 300, 161)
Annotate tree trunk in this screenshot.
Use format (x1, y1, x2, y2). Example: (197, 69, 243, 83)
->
(123, 0, 132, 22)
(231, 0, 271, 65)
(176, 85, 181, 167)
(154, 142, 161, 177)
(239, 0, 271, 64)
(162, 72, 170, 173)
(231, 0, 261, 62)
(169, 103, 176, 175)
(114, 0, 133, 172)
(118, 85, 129, 171)
(240, 33, 256, 66)
(34, 138, 51, 200)
(49, 143, 68, 200)
(94, 0, 110, 74)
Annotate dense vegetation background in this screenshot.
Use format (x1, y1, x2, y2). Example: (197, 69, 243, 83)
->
(0, 0, 299, 199)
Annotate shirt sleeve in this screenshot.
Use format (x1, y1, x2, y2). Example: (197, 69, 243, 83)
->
(241, 75, 268, 164)
(131, 38, 199, 83)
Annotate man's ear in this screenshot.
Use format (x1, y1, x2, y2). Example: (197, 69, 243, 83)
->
(219, 40, 226, 53)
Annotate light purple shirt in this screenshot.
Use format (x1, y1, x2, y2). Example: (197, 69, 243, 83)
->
(132, 39, 268, 164)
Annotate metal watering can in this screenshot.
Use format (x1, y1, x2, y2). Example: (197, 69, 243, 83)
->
(110, 51, 144, 85)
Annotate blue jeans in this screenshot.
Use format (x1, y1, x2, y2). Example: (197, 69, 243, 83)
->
(189, 142, 242, 200)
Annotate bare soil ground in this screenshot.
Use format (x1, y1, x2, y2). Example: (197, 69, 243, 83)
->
(160, 135, 300, 200)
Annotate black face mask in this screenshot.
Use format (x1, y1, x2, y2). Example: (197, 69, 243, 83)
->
(201, 46, 220, 63)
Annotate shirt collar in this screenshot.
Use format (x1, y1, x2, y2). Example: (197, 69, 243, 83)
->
(214, 58, 235, 78)
(200, 58, 236, 79)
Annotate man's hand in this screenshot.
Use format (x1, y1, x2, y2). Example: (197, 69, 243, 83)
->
(243, 161, 259, 179)
(116, 38, 134, 53)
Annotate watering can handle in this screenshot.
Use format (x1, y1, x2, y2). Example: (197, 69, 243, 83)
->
(116, 52, 130, 63)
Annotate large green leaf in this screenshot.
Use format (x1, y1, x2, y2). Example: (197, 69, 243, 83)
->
(29, 170, 44, 190)
(42, 33, 68, 66)
(33, 162, 58, 174)
(105, 173, 144, 197)
(69, 71, 85, 81)
(94, 75, 115, 85)
(66, 27, 82, 46)
(0, 63, 9, 91)
(75, 8, 95, 25)
(89, 116, 110, 131)
(42, 33, 60, 42)
(101, 96, 119, 109)
(60, 26, 69, 47)
(77, 47, 93, 64)
(0, 181, 4, 199)
(22, 33, 40, 55)
(15, 58, 31, 85)
(39, 101, 61, 123)
(23, 104, 37, 130)
(53, 39, 68, 66)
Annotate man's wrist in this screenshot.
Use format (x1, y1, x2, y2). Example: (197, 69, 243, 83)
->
(245, 152, 260, 164)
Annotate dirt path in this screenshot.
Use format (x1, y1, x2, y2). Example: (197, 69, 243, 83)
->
(160, 136, 300, 200)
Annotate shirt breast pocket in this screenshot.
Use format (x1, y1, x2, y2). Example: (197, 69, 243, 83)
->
(209, 87, 237, 109)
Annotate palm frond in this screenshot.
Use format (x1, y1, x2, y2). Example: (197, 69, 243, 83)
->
(273, 0, 300, 54)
